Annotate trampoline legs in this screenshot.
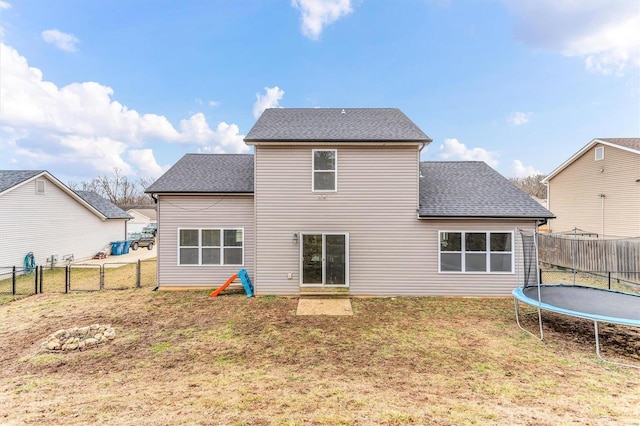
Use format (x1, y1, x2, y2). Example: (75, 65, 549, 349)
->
(593, 321, 640, 370)
(514, 297, 544, 341)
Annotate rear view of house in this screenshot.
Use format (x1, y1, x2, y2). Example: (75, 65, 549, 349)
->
(542, 138, 640, 238)
(0, 170, 131, 269)
(147, 108, 553, 296)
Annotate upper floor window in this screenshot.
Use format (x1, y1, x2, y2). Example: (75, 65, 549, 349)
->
(35, 179, 46, 195)
(313, 149, 337, 192)
(595, 146, 604, 161)
(178, 228, 243, 266)
(439, 231, 513, 273)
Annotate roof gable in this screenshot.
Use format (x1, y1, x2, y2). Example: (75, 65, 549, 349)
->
(245, 108, 431, 143)
(543, 138, 640, 183)
(419, 162, 554, 219)
(145, 154, 254, 194)
(0, 170, 46, 194)
(0, 169, 130, 220)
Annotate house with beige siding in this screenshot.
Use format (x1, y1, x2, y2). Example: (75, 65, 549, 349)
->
(542, 138, 640, 238)
(0, 170, 131, 270)
(146, 108, 553, 296)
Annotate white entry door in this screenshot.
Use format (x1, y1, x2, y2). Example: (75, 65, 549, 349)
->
(301, 233, 349, 286)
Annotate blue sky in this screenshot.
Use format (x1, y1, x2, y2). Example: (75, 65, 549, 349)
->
(1, 0, 638, 184)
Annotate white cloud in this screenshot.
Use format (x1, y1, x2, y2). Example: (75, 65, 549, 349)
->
(252, 86, 284, 119)
(0, 1, 11, 10)
(208, 100, 220, 107)
(127, 149, 169, 178)
(507, 111, 532, 126)
(505, 0, 640, 76)
(292, 0, 353, 40)
(511, 160, 541, 178)
(41, 29, 79, 53)
(0, 42, 248, 178)
(438, 138, 499, 167)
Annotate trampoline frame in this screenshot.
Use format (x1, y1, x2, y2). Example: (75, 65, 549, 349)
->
(513, 284, 640, 369)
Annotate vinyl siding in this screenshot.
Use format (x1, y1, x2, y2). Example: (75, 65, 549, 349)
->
(0, 176, 126, 268)
(255, 145, 535, 296)
(547, 144, 640, 238)
(156, 194, 254, 287)
(126, 210, 155, 235)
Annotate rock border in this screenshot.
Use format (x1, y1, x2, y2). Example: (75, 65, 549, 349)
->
(41, 324, 115, 352)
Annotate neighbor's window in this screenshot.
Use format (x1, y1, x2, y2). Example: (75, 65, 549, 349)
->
(313, 149, 337, 191)
(35, 179, 46, 195)
(595, 146, 604, 161)
(439, 231, 512, 273)
(178, 228, 243, 266)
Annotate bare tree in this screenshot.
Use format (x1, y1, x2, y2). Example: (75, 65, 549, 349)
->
(509, 174, 547, 199)
(69, 168, 155, 206)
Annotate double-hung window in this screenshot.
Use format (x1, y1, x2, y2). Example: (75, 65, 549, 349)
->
(439, 231, 513, 273)
(312, 149, 337, 191)
(178, 228, 243, 266)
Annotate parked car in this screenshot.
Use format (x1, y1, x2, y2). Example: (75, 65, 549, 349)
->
(128, 232, 155, 250)
(142, 223, 158, 237)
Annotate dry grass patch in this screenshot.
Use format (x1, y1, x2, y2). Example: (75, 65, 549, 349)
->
(0, 290, 639, 425)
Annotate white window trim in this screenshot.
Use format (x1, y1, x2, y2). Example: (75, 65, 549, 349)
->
(312, 149, 338, 192)
(438, 230, 514, 274)
(35, 179, 46, 195)
(177, 227, 244, 266)
(595, 146, 604, 161)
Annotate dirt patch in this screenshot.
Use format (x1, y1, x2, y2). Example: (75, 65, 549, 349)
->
(1, 291, 639, 425)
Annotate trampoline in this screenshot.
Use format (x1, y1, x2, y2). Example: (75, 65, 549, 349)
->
(513, 285, 640, 368)
(513, 230, 640, 368)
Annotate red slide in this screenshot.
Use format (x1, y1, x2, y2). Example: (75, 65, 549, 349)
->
(209, 273, 238, 297)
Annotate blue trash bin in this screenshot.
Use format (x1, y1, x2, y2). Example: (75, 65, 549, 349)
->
(123, 240, 131, 254)
(111, 241, 120, 256)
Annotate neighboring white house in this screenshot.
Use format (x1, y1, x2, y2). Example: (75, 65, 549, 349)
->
(126, 207, 157, 235)
(0, 170, 131, 269)
(147, 108, 554, 297)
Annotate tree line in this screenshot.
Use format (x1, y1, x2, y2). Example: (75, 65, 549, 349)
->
(68, 168, 155, 207)
(508, 174, 547, 199)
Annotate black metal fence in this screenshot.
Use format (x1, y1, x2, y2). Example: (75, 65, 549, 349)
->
(0, 259, 157, 296)
(540, 266, 640, 295)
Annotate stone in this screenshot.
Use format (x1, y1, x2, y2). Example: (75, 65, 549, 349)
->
(94, 333, 103, 341)
(47, 340, 60, 350)
(85, 338, 98, 347)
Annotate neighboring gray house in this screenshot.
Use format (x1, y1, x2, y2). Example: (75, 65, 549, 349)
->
(147, 108, 553, 296)
(0, 170, 131, 269)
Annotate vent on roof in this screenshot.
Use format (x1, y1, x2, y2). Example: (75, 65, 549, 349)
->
(341, 109, 345, 114)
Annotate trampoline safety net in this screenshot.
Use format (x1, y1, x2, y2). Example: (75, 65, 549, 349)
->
(519, 230, 537, 287)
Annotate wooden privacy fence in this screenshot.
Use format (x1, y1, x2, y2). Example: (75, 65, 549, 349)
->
(538, 233, 640, 283)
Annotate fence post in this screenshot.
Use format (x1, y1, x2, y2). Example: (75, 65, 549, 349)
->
(39, 266, 43, 294)
(12, 266, 16, 295)
(34, 266, 38, 294)
(100, 265, 104, 290)
(608, 271, 611, 290)
(136, 260, 141, 288)
(539, 268, 542, 284)
(65, 265, 69, 294)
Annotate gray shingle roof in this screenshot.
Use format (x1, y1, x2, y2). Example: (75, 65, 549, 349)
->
(419, 162, 555, 218)
(598, 138, 640, 151)
(0, 170, 45, 193)
(245, 108, 431, 143)
(145, 154, 254, 193)
(74, 191, 132, 219)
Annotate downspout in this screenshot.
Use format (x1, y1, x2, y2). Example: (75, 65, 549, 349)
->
(417, 142, 426, 217)
(151, 192, 160, 291)
(599, 193, 605, 238)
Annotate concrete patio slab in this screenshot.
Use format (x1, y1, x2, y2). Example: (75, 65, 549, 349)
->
(296, 298, 353, 316)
